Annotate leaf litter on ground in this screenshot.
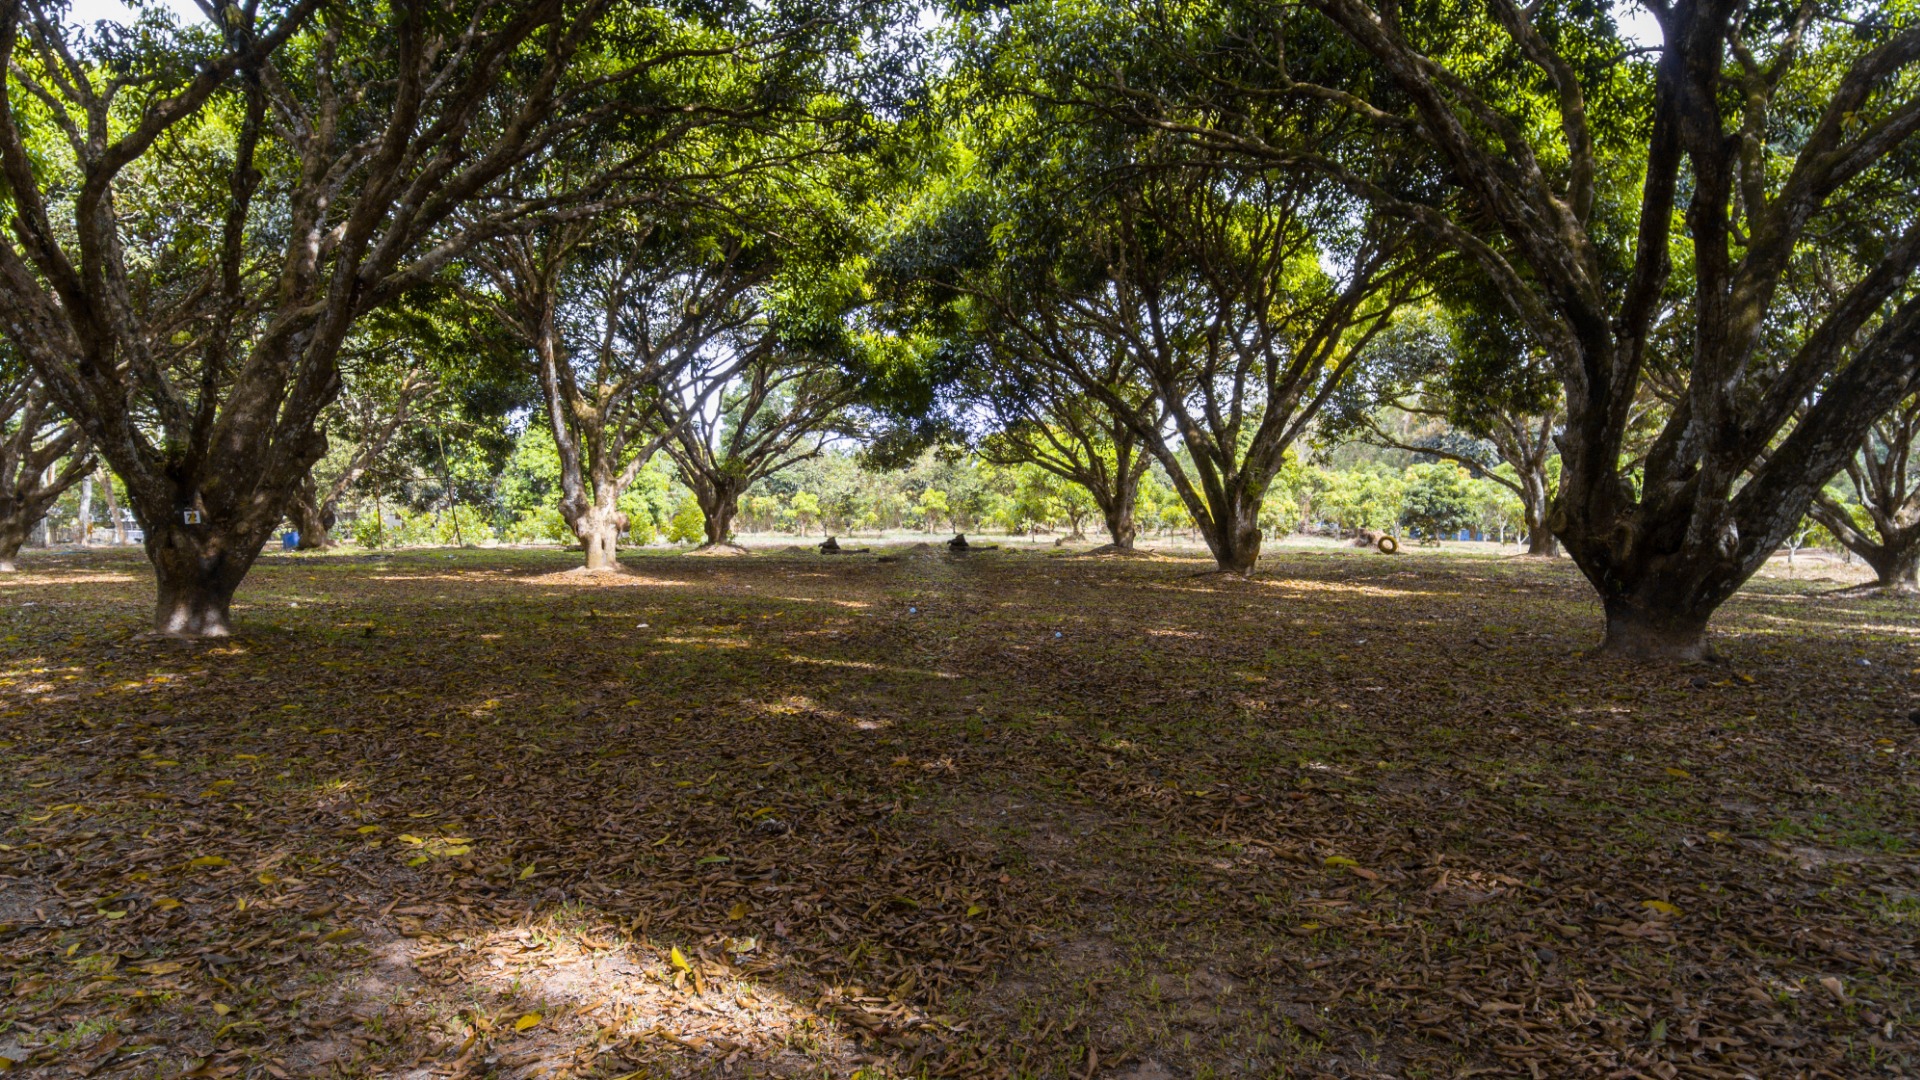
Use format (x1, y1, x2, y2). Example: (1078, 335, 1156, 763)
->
(0, 544, 1915, 1078)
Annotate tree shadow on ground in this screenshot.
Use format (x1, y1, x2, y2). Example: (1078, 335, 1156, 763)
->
(2, 546, 1917, 1077)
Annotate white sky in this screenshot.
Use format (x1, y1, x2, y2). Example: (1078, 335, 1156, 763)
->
(1617, 6, 1661, 48)
(60, 1, 1661, 55)
(64, 0, 206, 26)
(64, 0, 1659, 44)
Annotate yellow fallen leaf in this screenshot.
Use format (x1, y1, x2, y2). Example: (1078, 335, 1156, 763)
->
(1664, 767, 1691, 779)
(136, 961, 184, 975)
(211, 1002, 231, 1016)
(315, 728, 346, 735)
(728, 901, 749, 921)
(1706, 831, 1731, 842)
(356, 825, 381, 834)
(100, 910, 127, 919)
(519, 863, 536, 880)
(188, 856, 230, 868)
(514, 1012, 542, 1032)
(154, 897, 183, 911)
(965, 903, 986, 917)
(397, 834, 424, 845)
(1322, 856, 1358, 868)
(257, 873, 280, 885)
(321, 927, 360, 943)
(669, 946, 691, 972)
(1642, 899, 1682, 917)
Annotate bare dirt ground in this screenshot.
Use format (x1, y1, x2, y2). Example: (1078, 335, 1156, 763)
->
(1, 543, 1915, 1078)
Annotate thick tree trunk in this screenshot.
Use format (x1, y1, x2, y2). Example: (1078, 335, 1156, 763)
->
(573, 503, 627, 572)
(1200, 495, 1264, 575)
(1863, 540, 1920, 594)
(147, 523, 260, 638)
(1521, 471, 1559, 557)
(0, 522, 24, 571)
(1598, 595, 1715, 662)
(289, 478, 333, 550)
(699, 484, 740, 548)
(1101, 501, 1137, 549)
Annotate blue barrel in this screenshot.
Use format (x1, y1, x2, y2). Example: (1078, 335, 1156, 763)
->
(282, 531, 300, 551)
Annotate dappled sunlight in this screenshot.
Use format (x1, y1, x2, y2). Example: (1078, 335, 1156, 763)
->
(656, 635, 755, 650)
(511, 569, 697, 589)
(766, 594, 872, 609)
(0, 571, 142, 587)
(4, 546, 1919, 1077)
(1250, 576, 1448, 601)
(347, 906, 872, 1077)
(775, 652, 962, 681)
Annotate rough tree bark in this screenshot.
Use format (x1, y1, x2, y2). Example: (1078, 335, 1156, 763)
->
(1810, 397, 1920, 593)
(0, 1, 690, 634)
(977, 373, 1155, 551)
(0, 379, 92, 572)
(148, 520, 258, 637)
(476, 223, 778, 571)
(694, 476, 743, 547)
(98, 465, 125, 545)
(1245, 0, 1920, 658)
(294, 366, 436, 550)
(288, 475, 337, 551)
(665, 355, 860, 553)
(948, 164, 1418, 574)
(1096, 459, 1143, 549)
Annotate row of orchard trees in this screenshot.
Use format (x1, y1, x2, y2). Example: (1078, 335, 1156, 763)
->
(0, 0, 917, 631)
(872, 0, 1920, 660)
(3, 0, 1920, 663)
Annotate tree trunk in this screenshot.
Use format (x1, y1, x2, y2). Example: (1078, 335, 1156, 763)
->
(1200, 494, 1264, 575)
(698, 481, 741, 548)
(148, 523, 260, 638)
(0, 521, 24, 571)
(1521, 471, 1559, 557)
(78, 477, 93, 546)
(573, 503, 627, 572)
(1598, 594, 1715, 663)
(100, 469, 124, 545)
(290, 476, 333, 550)
(1101, 500, 1137, 549)
(1863, 540, 1920, 594)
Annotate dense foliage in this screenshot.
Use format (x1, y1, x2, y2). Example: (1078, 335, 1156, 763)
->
(2, 0, 1916, 658)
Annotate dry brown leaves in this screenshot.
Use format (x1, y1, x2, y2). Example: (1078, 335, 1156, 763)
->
(0, 544, 1916, 1079)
